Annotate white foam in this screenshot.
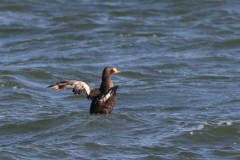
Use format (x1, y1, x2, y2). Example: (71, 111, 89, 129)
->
(217, 121, 233, 126)
(183, 124, 205, 132)
(197, 124, 204, 130)
(226, 122, 232, 125)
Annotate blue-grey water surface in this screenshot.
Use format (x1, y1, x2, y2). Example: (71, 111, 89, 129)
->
(1, 0, 240, 159)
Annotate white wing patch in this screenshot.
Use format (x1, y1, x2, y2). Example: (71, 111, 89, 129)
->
(47, 80, 92, 96)
(51, 85, 59, 90)
(76, 81, 91, 95)
(100, 90, 113, 102)
(99, 85, 119, 102)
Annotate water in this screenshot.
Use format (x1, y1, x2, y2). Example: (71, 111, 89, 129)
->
(1, 0, 240, 159)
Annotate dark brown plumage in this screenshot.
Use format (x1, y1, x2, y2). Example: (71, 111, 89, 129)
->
(47, 66, 120, 114)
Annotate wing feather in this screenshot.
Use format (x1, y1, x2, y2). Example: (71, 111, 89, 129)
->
(99, 85, 119, 102)
(47, 80, 94, 98)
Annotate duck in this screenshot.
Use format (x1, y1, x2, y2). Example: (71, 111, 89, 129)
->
(47, 66, 120, 114)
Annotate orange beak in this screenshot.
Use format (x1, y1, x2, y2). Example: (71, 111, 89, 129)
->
(113, 67, 121, 73)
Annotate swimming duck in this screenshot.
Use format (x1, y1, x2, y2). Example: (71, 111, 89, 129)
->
(47, 66, 120, 114)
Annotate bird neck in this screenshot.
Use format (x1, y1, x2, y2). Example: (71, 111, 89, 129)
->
(100, 76, 113, 92)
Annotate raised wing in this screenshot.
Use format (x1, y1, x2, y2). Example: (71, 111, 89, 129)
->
(47, 80, 96, 99)
(99, 85, 119, 102)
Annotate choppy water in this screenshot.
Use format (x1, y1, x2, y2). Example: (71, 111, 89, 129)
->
(1, 0, 240, 159)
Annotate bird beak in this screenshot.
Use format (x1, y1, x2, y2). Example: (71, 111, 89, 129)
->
(113, 67, 121, 73)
